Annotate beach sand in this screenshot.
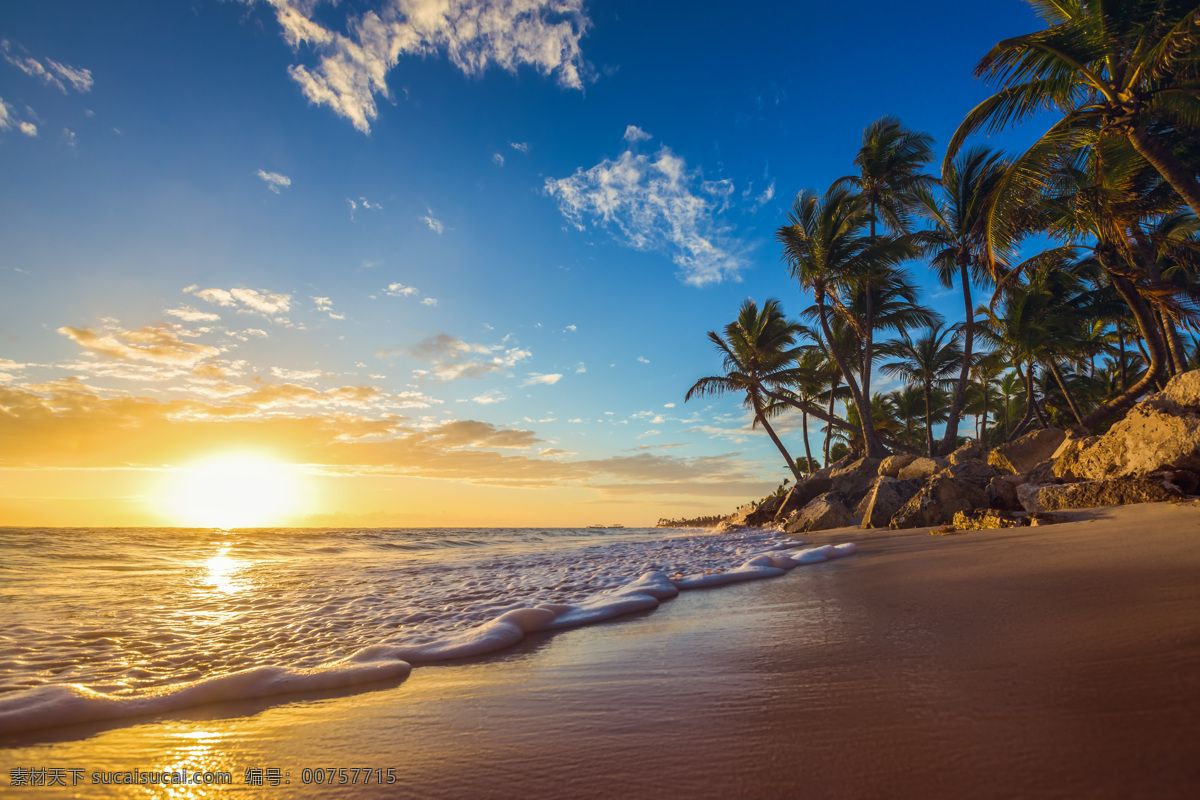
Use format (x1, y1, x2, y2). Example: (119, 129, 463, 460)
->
(4, 502, 1200, 798)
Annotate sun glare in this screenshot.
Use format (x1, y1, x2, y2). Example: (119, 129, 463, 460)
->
(162, 455, 303, 528)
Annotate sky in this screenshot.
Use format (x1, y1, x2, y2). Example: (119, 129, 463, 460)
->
(0, 0, 1047, 528)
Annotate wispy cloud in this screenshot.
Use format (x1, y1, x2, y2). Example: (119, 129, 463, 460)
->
(545, 136, 744, 286)
(257, 169, 292, 193)
(521, 372, 562, 387)
(2, 41, 93, 94)
(259, 0, 591, 134)
(492, 152, 504, 166)
(311, 296, 344, 320)
(510, 141, 529, 153)
(402, 333, 531, 382)
(421, 297, 438, 307)
(385, 282, 419, 297)
(0, 98, 37, 136)
(165, 306, 221, 323)
(422, 212, 445, 234)
(623, 124, 651, 143)
(58, 323, 221, 367)
(188, 286, 292, 323)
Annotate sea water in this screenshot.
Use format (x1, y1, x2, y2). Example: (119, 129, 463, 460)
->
(0, 525, 854, 735)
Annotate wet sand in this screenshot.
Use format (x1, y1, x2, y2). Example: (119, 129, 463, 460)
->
(4, 502, 1200, 798)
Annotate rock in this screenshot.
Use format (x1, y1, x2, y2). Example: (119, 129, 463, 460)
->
(728, 502, 758, 525)
(1018, 477, 1182, 512)
(989, 428, 1066, 475)
(951, 509, 1067, 529)
(948, 440, 987, 465)
(944, 459, 1000, 488)
(858, 476, 923, 529)
(985, 474, 1024, 511)
(890, 474, 988, 529)
(808, 454, 856, 482)
(878, 453, 917, 478)
(897, 456, 946, 481)
(829, 457, 883, 504)
(773, 477, 834, 522)
(1054, 373, 1200, 481)
(784, 492, 855, 533)
(1167, 469, 1200, 495)
(742, 494, 785, 526)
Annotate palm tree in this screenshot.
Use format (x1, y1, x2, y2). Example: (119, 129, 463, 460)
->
(833, 117, 936, 405)
(880, 322, 964, 456)
(777, 186, 913, 458)
(912, 146, 1014, 455)
(686, 299, 807, 482)
(888, 385, 928, 452)
(946, 0, 1200, 220)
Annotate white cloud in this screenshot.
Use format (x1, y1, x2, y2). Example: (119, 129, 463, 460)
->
(311, 295, 344, 319)
(422, 214, 444, 234)
(664, 402, 675, 408)
(2, 42, 93, 94)
(62, 127, 76, 148)
(421, 297, 438, 307)
(58, 324, 221, 367)
(385, 282, 419, 297)
(492, 152, 504, 166)
(257, 169, 292, 193)
(18, 120, 36, 136)
(165, 306, 222, 323)
(545, 140, 744, 286)
(575, 362, 586, 373)
(472, 389, 507, 405)
(522, 372, 562, 386)
(402, 333, 531, 382)
(259, 0, 591, 134)
(637, 356, 650, 364)
(510, 141, 529, 153)
(623, 124, 651, 143)
(190, 286, 292, 322)
(564, 324, 576, 332)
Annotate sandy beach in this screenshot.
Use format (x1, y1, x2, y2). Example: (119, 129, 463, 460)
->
(4, 501, 1200, 798)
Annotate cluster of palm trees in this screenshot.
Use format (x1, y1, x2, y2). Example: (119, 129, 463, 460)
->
(687, 0, 1200, 481)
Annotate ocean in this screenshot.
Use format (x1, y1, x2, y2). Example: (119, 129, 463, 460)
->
(0, 525, 854, 737)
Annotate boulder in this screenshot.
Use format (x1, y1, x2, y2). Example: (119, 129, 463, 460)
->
(951, 509, 1066, 529)
(784, 492, 855, 534)
(808, 454, 856, 482)
(878, 453, 917, 478)
(948, 440, 988, 465)
(1054, 372, 1200, 481)
(728, 502, 758, 525)
(943, 459, 1000, 488)
(858, 476, 923, 529)
(772, 476, 834, 522)
(897, 456, 946, 482)
(985, 474, 1025, 512)
(890, 474, 988, 529)
(742, 494, 785, 526)
(988, 428, 1066, 475)
(829, 457, 883, 503)
(1018, 477, 1182, 513)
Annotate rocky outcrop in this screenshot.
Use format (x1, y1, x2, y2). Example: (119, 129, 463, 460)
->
(943, 459, 1000, 488)
(784, 492, 855, 533)
(985, 474, 1025, 511)
(1018, 477, 1181, 512)
(948, 440, 987, 465)
(742, 494, 786, 526)
(951, 509, 1066, 529)
(1055, 372, 1200, 481)
(772, 476, 834, 522)
(898, 457, 946, 482)
(890, 474, 988, 529)
(858, 476, 923, 529)
(829, 457, 883, 504)
(989, 428, 1066, 475)
(878, 453, 917, 478)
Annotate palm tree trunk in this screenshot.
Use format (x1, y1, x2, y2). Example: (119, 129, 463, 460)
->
(1118, 319, 1127, 391)
(800, 408, 814, 476)
(1163, 313, 1187, 375)
(940, 259, 973, 455)
(815, 289, 885, 458)
(1048, 359, 1084, 427)
(824, 381, 836, 466)
(981, 388, 989, 443)
(1128, 124, 1200, 222)
(923, 386, 935, 457)
(1080, 271, 1168, 430)
(754, 405, 804, 483)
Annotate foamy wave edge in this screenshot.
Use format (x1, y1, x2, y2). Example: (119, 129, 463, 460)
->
(0, 542, 855, 735)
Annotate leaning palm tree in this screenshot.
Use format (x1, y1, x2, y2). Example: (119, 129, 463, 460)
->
(880, 322, 964, 456)
(686, 298, 806, 482)
(777, 186, 914, 458)
(833, 117, 936, 405)
(945, 0, 1200, 219)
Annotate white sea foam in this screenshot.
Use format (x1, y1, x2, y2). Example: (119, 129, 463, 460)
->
(0, 524, 855, 734)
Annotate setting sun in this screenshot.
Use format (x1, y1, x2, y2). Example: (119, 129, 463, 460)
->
(161, 455, 306, 528)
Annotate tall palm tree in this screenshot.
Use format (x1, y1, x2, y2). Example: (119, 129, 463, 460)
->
(686, 299, 806, 482)
(946, 0, 1200, 219)
(880, 322, 964, 456)
(777, 186, 913, 458)
(888, 385, 928, 452)
(833, 117, 936, 405)
(912, 146, 1014, 455)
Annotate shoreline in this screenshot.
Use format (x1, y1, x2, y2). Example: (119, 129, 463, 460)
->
(4, 502, 1200, 797)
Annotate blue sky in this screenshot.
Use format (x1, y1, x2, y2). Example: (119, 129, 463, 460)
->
(0, 0, 1047, 527)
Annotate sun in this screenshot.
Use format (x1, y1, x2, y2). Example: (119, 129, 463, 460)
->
(161, 454, 305, 528)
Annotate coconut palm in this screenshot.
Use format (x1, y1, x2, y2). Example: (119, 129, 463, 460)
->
(686, 299, 806, 482)
(880, 322, 965, 456)
(777, 186, 914, 458)
(888, 385, 928, 452)
(912, 145, 1015, 455)
(945, 0, 1200, 220)
(833, 117, 937, 404)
